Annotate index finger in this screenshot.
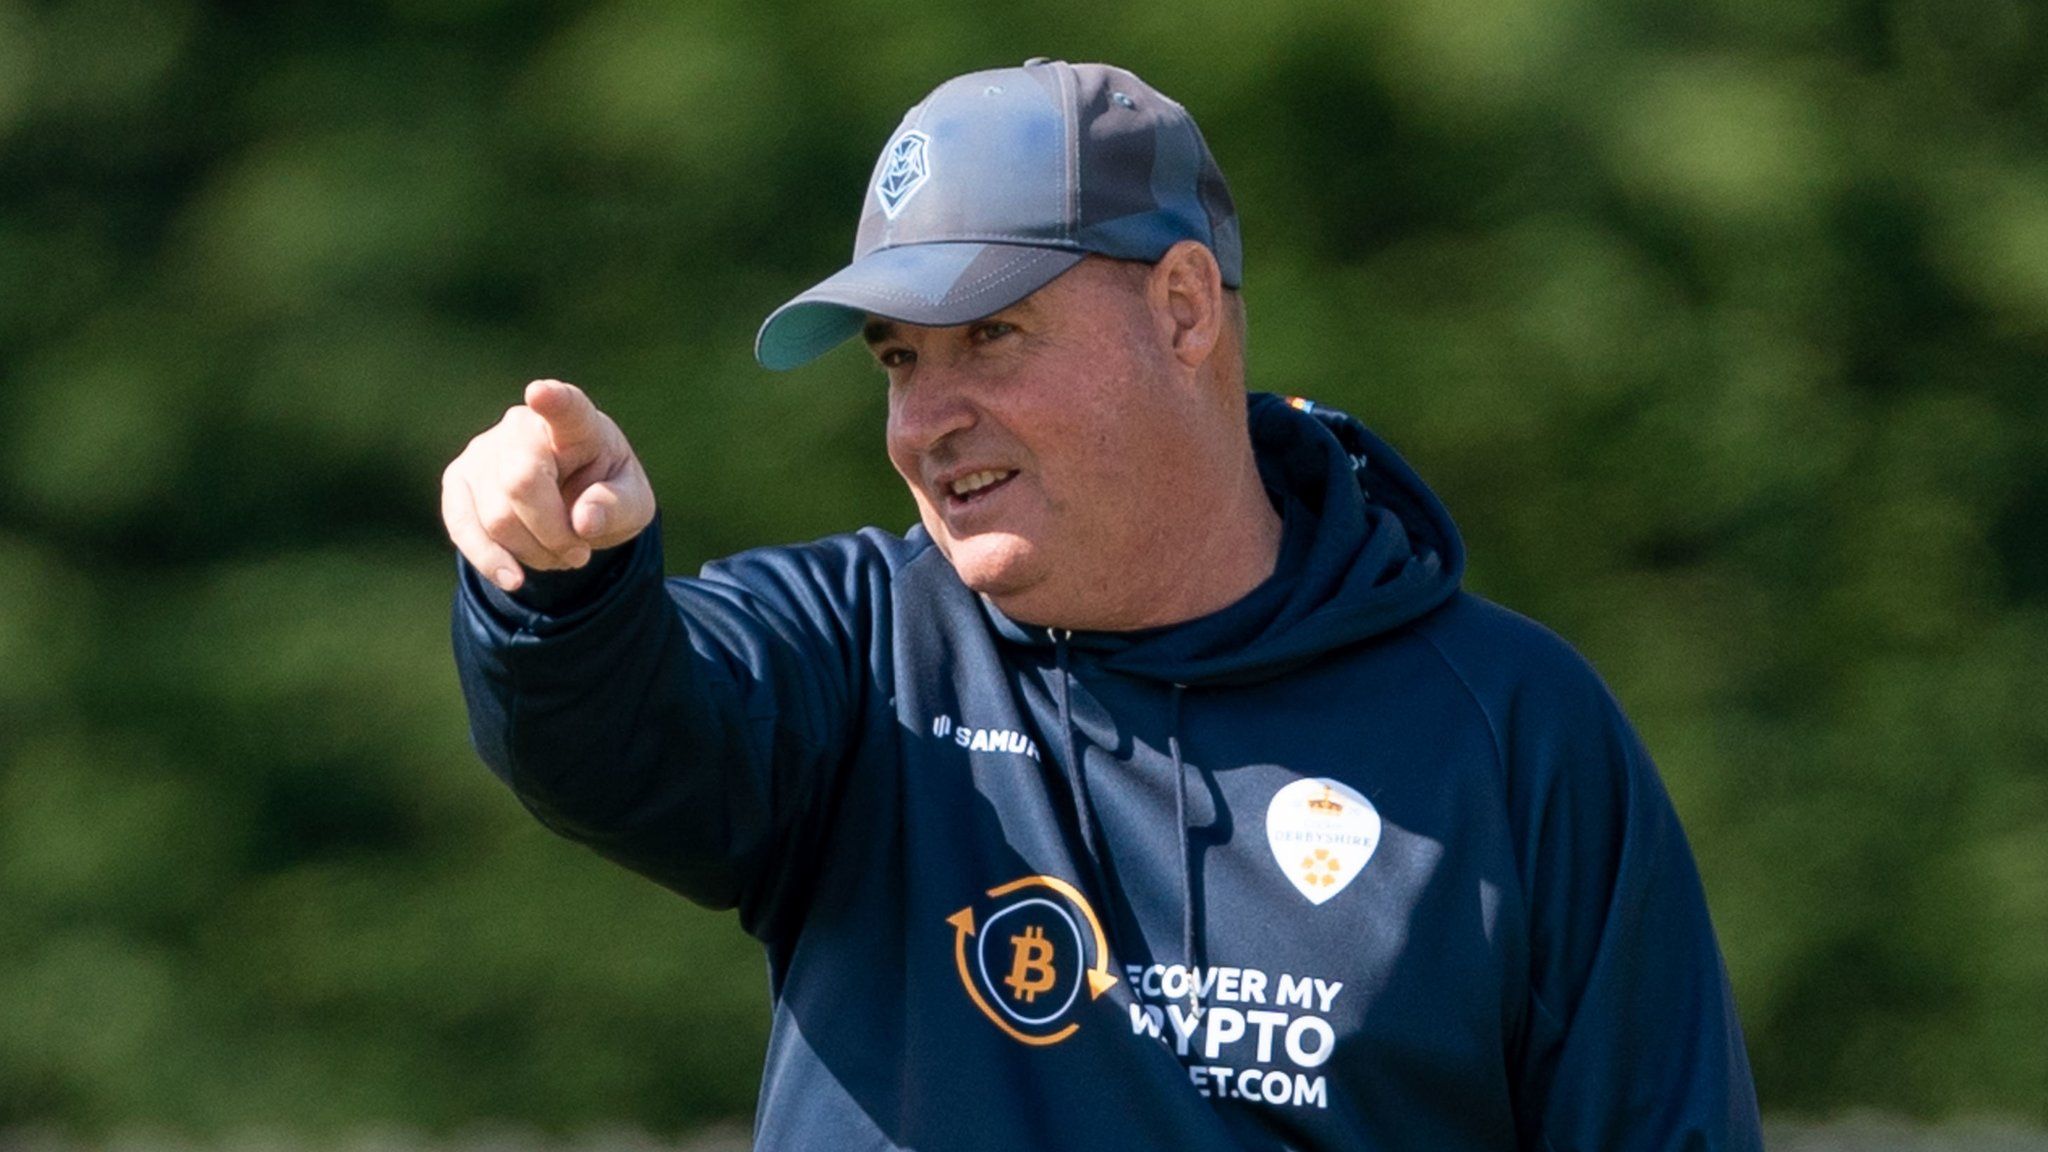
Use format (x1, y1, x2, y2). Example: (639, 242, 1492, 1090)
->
(525, 379, 603, 454)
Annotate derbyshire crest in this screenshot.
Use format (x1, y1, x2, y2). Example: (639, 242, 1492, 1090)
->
(946, 875, 1119, 1046)
(874, 130, 931, 219)
(1265, 778, 1382, 905)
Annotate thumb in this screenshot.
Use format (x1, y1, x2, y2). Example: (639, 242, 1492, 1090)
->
(525, 379, 605, 456)
(566, 460, 656, 548)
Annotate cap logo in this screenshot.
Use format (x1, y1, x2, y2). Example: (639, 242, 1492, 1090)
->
(875, 129, 932, 220)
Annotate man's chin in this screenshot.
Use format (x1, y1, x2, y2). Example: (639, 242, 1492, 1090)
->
(938, 533, 1042, 599)
(941, 535, 1116, 630)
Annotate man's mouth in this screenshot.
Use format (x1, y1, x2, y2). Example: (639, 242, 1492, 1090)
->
(943, 469, 1017, 507)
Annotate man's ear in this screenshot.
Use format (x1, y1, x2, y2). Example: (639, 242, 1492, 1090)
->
(1149, 240, 1225, 371)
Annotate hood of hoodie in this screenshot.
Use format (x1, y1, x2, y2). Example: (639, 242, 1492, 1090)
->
(982, 391, 1465, 685)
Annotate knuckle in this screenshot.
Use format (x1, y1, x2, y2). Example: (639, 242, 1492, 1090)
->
(444, 455, 483, 493)
(500, 406, 543, 439)
(498, 450, 555, 495)
(491, 408, 528, 439)
(477, 502, 522, 539)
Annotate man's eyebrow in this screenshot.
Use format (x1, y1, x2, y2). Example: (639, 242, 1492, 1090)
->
(862, 319, 899, 345)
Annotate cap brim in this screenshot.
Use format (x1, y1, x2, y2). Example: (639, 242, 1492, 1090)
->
(755, 242, 1086, 371)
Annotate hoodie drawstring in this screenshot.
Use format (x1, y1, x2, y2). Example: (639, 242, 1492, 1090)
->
(1167, 681, 1199, 1019)
(1053, 638, 1202, 1020)
(1052, 632, 1117, 936)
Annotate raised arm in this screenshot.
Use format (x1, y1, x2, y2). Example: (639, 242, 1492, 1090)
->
(442, 380, 880, 940)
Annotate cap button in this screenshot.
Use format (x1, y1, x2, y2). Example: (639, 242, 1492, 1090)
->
(1022, 56, 1055, 67)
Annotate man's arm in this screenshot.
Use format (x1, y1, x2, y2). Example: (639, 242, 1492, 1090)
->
(1507, 684, 1762, 1151)
(442, 381, 875, 938)
(1422, 597, 1764, 1151)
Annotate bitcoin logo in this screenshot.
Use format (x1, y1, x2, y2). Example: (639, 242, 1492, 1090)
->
(1003, 925, 1058, 1003)
(950, 877, 1118, 1046)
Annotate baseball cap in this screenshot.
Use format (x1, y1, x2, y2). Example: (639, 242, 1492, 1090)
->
(754, 58, 1242, 371)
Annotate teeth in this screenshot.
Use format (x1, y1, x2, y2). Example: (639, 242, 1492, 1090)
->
(949, 470, 1011, 496)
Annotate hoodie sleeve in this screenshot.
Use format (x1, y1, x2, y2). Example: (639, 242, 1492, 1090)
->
(1425, 598, 1763, 1152)
(449, 514, 889, 940)
(1509, 641, 1763, 1151)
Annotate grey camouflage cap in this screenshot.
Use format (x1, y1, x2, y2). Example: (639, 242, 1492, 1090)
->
(755, 58, 1242, 371)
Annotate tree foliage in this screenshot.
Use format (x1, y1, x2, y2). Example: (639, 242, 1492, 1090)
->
(2, 0, 2044, 1135)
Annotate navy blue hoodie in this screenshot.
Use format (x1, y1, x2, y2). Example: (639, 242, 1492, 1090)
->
(452, 392, 1762, 1151)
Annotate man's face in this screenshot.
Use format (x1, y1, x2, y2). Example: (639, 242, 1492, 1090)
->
(869, 257, 1194, 627)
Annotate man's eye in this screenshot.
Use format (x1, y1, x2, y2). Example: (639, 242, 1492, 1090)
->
(878, 348, 915, 369)
(969, 321, 1015, 343)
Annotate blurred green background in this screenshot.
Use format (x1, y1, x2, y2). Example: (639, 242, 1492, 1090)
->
(2, 0, 2045, 1141)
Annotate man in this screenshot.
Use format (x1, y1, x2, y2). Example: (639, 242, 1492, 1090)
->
(446, 59, 1763, 1150)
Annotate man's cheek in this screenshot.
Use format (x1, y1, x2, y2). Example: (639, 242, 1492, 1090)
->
(910, 494, 950, 551)
(894, 472, 937, 517)
(884, 447, 918, 491)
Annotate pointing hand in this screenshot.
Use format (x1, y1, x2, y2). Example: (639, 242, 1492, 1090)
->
(440, 379, 656, 592)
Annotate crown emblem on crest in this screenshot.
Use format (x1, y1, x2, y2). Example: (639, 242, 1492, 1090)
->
(875, 130, 931, 220)
(1306, 785, 1344, 814)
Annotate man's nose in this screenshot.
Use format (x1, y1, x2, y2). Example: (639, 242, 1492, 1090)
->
(891, 369, 977, 454)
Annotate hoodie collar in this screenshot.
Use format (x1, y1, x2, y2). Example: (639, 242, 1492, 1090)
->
(981, 391, 1465, 685)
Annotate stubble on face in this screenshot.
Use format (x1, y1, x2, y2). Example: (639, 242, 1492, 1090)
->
(883, 257, 1244, 631)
